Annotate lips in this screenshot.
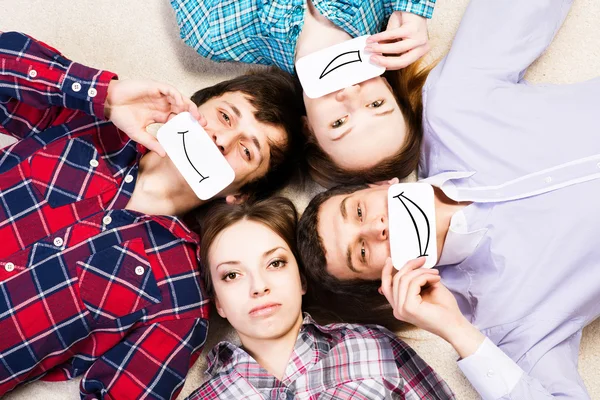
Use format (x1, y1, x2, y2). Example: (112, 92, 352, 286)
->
(249, 303, 281, 317)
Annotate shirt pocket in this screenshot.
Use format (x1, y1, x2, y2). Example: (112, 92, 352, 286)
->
(75, 238, 162, 324)
(29, 135, 118, 208)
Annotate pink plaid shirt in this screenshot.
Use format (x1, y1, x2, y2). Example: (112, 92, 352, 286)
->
(187, 314, 455, 400)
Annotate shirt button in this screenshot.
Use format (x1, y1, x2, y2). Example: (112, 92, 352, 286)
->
(135, 266, 145, 276)
(279, 393, 286, 400)
(293, 5, 303, 15)
(544, 176, 552, 183)
(289, 25, 300, 37)
(103, 215, 112, 225)
(411, 0, 421, 3)
(53, 237, 64, 247)
(72, 82, 82, 92)
(89, 159, 99, 168)
(124, 174, 134, 183)
(5, 262, 15, 272)
(88, 88, 98, 98)
(29, 69, 38, 78)
(486, 369, 495, 378)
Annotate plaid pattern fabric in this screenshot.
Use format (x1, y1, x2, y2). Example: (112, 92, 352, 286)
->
(187, 314, 455, 399)
(170, 0, 436, 74)
(0, 31, 209, 399)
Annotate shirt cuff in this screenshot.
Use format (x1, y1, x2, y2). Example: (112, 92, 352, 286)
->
(457, 338, 524, 400)
(62, 62, 117, 120)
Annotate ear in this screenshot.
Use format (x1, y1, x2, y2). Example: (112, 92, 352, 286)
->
(367, 177, 399, 188)
(225, 193, 249, 205)
(214, 296, 227, 319)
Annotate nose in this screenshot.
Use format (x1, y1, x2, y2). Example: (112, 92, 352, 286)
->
(250, 274, 271, 298)
(211, 130, 237, 155)
(335, 84, 361, 104)
(362, 215, 388, 241)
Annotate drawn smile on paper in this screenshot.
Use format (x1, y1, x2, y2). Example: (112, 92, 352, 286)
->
(320, 50, 362, 79)
(177, 130, 209, 183)
(393, 192, 430, 258)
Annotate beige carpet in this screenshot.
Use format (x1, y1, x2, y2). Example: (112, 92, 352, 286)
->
(1, 1, 600, 399)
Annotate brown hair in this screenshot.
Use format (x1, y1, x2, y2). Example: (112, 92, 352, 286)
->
(303, 62, 433, 188)
(199, 197, 302, 298)
(191, 67, 305, 199)
(296, 184, 406, 332)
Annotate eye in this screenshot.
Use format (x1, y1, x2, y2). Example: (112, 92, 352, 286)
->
(241, 144, 251, 161)
(269, 259, 287, 269)
(357, 204, 363, 221)
(367, 99, 385, 108)
(220, 111, 231, 126)
(360, 242, 366, 262)
(222, 272, 239, 281)
(331, 116, 347, 129)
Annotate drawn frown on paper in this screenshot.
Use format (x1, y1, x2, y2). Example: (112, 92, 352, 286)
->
(393, 192, 431, 259)
(319, 50, 363, 79)
(177, 130, 209, 184)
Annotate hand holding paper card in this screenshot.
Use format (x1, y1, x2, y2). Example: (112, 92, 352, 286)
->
(387, 183, 438, 270)
(295, 35, 385, 99)
(157, 112, 235, 201)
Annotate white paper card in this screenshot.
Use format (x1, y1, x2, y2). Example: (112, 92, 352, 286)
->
(387, 183, 438, 269)
(295, 35, 385, 99)
(157, 112, 235, 201)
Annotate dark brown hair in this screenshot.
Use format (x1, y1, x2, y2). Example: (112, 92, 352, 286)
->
(303, 62, 433, 188)
(297, 184, 406, 332)
(191, 67, 305, 199)
(199, 197, 302, 298)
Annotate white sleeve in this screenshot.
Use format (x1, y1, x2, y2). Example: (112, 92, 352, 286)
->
(457, 334, 590, 399)
(437, 0, 573, 82)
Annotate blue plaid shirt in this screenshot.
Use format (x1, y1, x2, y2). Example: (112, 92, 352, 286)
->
(170, 0, 436, 74)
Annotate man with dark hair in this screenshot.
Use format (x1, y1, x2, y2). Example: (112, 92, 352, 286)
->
(0, 31, 303, 399)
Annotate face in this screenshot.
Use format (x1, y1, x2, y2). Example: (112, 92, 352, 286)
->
(208, 220, 305, 343)
(198, 92, 287, 193)
(303, 77, 406, 170)
(318, 184, 392, 281)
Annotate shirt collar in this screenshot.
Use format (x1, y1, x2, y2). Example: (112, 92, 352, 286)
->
(205, 313, 322, 377)
(420, 172, 486, 266)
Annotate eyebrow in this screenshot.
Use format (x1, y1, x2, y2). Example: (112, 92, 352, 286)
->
(340, 196, 349, 220)
(215, 260, 240, 271)
(339, 196, 360, 273)
(331, 108, 395, 142)
(225, 101, 242, 118)
(263, 246, 285, 258)
(346, 247, 359, 273)
(215, 246, 285, 271)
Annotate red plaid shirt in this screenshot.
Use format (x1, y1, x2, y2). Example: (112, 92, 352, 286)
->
(0, 32, 209, 399)
(188, 314, 455, 400)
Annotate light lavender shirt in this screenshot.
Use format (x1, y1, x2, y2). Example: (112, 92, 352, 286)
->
(419, 0, 600, 398)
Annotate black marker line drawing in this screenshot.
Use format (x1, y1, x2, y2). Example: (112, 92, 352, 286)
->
(177, 130, 209, 183)
(320, 50, 362, 79)
(393, 192, 430, 258)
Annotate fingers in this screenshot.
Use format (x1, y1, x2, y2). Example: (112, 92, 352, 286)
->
(366, 38, 425, 57)
(395, 266, 439, 311)
(366, 26, 411, 44)
(370, 44, 429, 70)
(380, 257, 396, 306)
(134, 130, 166, 157)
